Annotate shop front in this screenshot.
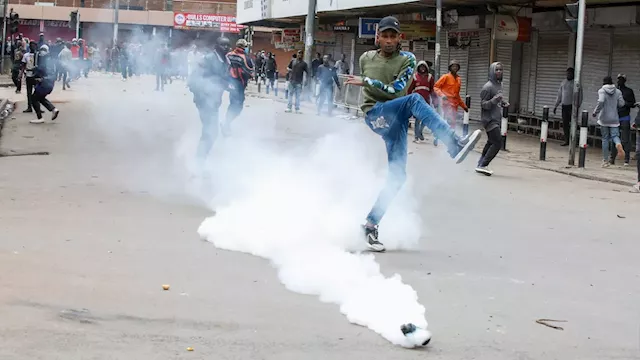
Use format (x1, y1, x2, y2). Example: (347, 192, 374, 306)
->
(16, 19, 77, 42)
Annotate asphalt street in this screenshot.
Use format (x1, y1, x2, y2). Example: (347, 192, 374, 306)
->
(0, 74, 638, 360)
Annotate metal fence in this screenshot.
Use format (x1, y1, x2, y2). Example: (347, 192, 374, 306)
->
(332, 74, 365, 115)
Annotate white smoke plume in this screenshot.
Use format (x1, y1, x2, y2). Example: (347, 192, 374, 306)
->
(195, 99, 430, 347)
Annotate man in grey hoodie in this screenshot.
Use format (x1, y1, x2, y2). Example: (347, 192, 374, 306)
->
(476, 62, 508, 176)
(592, 76, 625, 167)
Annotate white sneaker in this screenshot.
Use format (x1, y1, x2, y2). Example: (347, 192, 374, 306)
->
(630, 184, 640, 193)
(475, 166, 494, 176)
(30, 118, 45, 124)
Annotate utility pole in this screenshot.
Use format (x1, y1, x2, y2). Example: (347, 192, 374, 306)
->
(434, 0, 442, 79)
(568, 0, 585, 165)
(113, 0, 120, 45)
(303, 0, 317, 95)
(75, 11, 80, 39)
(1, 2, 7, 74)
(489, 10, 497, 63)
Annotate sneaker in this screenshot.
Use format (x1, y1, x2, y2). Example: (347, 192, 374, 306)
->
(362, 225, 385, 252)
(601, 160, 610, 168)
(51, 109, 60, 121)
(452, 129, 482, 164)
(616, 143, 625, 160)
(30, 118, 45, 124)
(631, 184, 640, 193)
(23, 108, 33, 113)
(475, 166, 493, 176)
(413, 139, 421, 144)
(295, 110, 302, 114)
(477, 156, 485, 167)
(624, 162, 630, 167)
(285, 108, 292, 113)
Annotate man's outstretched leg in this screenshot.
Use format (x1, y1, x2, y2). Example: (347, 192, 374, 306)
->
(362, 93, 481, 252)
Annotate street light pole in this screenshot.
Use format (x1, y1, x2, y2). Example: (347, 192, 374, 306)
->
(434, 0, 442, 79)
(568, 0, 585, 165)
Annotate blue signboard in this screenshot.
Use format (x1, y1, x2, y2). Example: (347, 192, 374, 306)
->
(358, 18, 381, 39)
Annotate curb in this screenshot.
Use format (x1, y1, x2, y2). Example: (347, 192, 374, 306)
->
(0, 98, 9, 141)
(530, 164, 635, 187)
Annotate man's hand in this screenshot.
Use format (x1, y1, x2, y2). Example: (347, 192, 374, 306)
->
(592, 112, 597, 118)
(553, 106, 557, 115)
(493, 93, 503, 102)
(344, 75, 364, 87)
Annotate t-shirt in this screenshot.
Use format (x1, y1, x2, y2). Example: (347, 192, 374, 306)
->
(288, 59, 308, 84)
(22, 52, 36, 77)
(358, 50, 416, 114)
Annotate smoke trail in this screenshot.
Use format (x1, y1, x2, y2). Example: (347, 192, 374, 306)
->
(197, 107, 430, 347)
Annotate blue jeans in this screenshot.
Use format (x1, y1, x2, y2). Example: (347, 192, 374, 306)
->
(600, 126, 621, 161)
(317, 84, 334, 115)
(365, 93, 456, 225)
(287, 83, 302, 111)
(193, 90, 223, 160)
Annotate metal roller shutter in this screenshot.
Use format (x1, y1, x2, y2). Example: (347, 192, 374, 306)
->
(467, 30, 491, 121)
(534, 31, 570, 116)
(353, 41, 376, 75)
(611, 27, 640, 120)
(437, 34, 449, 80)
(495, 40, 512, 106)
(448, 45, 469, 97)
(519, 31, 538, 114)
(581, 29, 612, 115)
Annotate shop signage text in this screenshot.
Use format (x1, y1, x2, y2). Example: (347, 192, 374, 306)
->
(495, 15, 531, 42)
(173, 12, 243, 33)
(19, 19, 69, 28)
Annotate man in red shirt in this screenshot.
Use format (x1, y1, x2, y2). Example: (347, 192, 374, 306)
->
(408, 60, 435, 143)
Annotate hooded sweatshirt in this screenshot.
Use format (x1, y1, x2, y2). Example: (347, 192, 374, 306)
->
(407, 60, 435, 105)
(593, 84, 624, 127)
(617, 84, 636, 119)
(480, 62, 504, 132)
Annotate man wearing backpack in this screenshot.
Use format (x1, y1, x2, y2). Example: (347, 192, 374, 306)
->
(224, 39, 254, 136)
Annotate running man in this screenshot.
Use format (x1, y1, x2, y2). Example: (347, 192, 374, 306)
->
(345, 16, 481, 252)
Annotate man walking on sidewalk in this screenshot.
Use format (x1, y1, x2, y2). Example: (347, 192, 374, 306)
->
(345, 16, 481, 252)
(553, 68, 581, 146)
(611, 74, 636, 166)
(476, 62, 508, 176)
(631, 117, 640, 193)
(593, 76, 625, 167)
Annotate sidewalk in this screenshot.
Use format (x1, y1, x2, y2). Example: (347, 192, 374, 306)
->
(246, 83, 638, 187)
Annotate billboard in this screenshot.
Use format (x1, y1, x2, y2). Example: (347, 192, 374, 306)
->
(237, 0, 420, 24)
(173, 12, 244, 33)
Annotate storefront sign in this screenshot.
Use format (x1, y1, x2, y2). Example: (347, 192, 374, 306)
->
(315, 30, 336, 45)
(282, 28, 301, 43)
(495, 15, 531, 42)
(173, 12, 243, 33)
(19, 19, 70, 28)
(412, 41, 429, 52)
(333, 25, 356, 32)
(448, 29, 481, 48)
(358, 18, 380, 38)
(358, 17, 435, 39)
(275, 41, 304, 50)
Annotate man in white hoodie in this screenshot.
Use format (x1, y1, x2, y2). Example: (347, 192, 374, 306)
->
(592, 76, 625, 167)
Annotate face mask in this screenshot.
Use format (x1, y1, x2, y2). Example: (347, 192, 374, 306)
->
(244, 47, 249, 55)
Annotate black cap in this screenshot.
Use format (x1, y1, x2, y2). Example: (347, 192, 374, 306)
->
(378, 16, 401, 33)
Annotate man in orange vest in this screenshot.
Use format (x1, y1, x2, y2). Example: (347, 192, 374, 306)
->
(433, 59, 468, 145)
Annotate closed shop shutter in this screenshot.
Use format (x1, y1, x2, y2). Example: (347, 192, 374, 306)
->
(448, 45, 469, 97)
(437, 34, 449, 80)
(519, 31, 538, 114)
(353, 41, 376, 75)
(495, 40, 512, 106)
(339, 33, 355, 75)
(534, 31, 570, 116)
(611, 27, 640, 120)
(467, 30, 491, 121)
(581, 28, 612, 114)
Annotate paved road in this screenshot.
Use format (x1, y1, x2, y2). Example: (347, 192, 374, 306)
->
(0, 74, 638, 360)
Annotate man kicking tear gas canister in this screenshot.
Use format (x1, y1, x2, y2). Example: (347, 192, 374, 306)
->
(188, 37, 231, 161)
(345, 16, 481, 252)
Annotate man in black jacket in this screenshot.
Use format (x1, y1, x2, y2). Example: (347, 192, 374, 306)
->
(612, 74, 636, 165)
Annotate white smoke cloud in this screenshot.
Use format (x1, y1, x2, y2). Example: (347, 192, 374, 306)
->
(196, 101, 430, 347)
